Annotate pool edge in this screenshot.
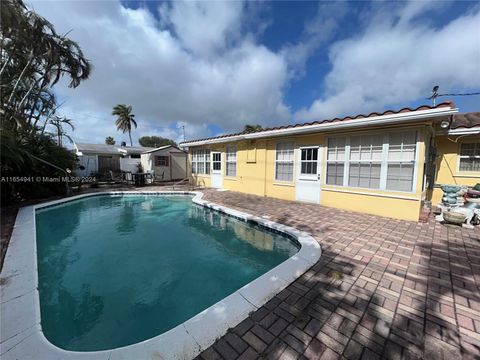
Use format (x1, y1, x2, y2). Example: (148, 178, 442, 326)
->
(0, 191, 321, 360)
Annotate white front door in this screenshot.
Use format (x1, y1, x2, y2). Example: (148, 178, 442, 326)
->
(211, 152, 223, 189)
(295, 146, 322, 203)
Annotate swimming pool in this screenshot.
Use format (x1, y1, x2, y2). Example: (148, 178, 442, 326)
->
(1, 192, 320, 359)
(36, 195, 299, 351)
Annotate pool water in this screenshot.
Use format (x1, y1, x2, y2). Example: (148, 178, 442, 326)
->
(35, 195, 298, 351)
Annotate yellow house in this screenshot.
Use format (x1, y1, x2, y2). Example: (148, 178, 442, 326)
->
(180, 102, 480, 221)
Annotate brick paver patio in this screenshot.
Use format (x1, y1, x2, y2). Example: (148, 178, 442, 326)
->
(194, 189, 480, 360)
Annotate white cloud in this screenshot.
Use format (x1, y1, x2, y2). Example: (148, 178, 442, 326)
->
(160, 0, 244, 58)
(29, 0, 291, 145)
(281, 1, 348, 78)
(295, 2, 480, 121)
(26, 0, 480, 144)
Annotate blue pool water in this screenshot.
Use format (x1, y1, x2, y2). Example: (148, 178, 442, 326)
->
(35, 195, 298, 351)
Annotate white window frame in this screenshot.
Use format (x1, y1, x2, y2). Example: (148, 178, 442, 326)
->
(384, 131, 418, 192)
(348, 134, 383, 189)
(325, 129, 420, 193)
(457, 141, 480, 173)
(325, 137, 346, 186)
(274, 141, 295, 182)
(226, 145, 237, 177)
(191, 149, 210, 175)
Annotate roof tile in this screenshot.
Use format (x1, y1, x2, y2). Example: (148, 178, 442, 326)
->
(180, 101, 455, 145)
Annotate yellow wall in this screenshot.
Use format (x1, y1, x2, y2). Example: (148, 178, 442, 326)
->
(431, 135, 480, 205)
(189, 125, 430, 221)
(321, 189, 422, 221)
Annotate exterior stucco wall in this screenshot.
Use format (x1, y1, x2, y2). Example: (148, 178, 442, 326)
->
(189, 125, 430, 221)
(431, 135, 480, 205)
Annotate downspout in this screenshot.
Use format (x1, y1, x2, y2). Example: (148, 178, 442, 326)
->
(263, 142, 267, 197)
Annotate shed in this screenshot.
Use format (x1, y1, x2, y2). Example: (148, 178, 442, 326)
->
(141, 145, 187, 181)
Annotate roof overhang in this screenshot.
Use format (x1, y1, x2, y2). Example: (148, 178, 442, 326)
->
(180, 106, 458, 147)
(447, 127, 480, 136)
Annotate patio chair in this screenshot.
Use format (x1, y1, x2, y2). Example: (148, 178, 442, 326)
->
(145, 170, 154, 185)
(108, 170, 124, 183)
(124, 171, 133, 185)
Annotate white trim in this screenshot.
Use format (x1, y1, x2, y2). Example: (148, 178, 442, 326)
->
(448, 127, 480, 135)
(180, 107, 457, 147)
(379, 134, 389, 189)
(412, 133, 421, 194)
(273, 182, 295, 187)
(453, 174, 480, 178)
(0, 191, 320, 360)
(322, 187, 421, 201)
(344, 138, 351, 186)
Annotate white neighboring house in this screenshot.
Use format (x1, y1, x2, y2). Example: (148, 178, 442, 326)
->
(74, 143, 188, 181)
(74, 143, 155, 176)
(141, 145, 188, 181)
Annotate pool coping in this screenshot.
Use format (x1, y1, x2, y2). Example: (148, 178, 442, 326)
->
(0, 191, 321, 360)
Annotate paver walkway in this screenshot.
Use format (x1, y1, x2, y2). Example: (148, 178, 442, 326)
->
(194, 189, 480, 360)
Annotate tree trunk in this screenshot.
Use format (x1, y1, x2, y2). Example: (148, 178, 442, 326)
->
(0, 55, 11, 77)
(129, 131, 133, 147)
(7, 55, 33, 105)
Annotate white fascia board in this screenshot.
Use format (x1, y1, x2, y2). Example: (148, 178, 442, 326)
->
(447, 127, 480, 135)
(181, 107, 458, 147)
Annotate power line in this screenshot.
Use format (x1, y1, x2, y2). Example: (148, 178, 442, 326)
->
(427, 85, 480, 105)
(438, 92, 480, 96)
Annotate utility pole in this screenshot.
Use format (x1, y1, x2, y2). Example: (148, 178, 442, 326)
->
(182, 125, 185, 142)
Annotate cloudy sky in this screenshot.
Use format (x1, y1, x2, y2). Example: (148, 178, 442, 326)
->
(29, 0, 480, 146)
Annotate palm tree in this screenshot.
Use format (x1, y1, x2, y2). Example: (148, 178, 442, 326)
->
(112, 104, 137, 146)
(243, 124, 263, 133)
(49, 116, 74, 147)
(105, 136, 115, 145)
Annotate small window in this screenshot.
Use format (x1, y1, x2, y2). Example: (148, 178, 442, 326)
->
(130, 154, 141, 159)
(275, 142, 294, 181)
(212, 152, 221, 171)
(300, 148, 318, 175)
(155, 155, 169, 166)
(459, 143, 480, 172)
(226, 146, 237, 177)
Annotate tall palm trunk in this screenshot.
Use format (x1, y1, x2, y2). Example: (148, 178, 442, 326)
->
(129, 131, 133, 147)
